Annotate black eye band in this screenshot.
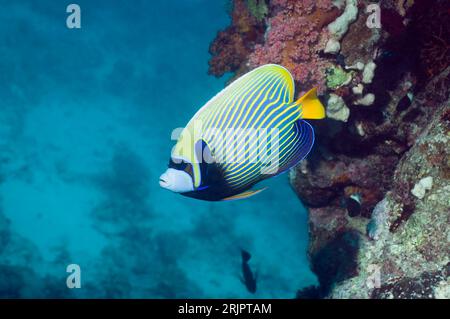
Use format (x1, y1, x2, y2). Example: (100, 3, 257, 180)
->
(169, 158, 194, 179)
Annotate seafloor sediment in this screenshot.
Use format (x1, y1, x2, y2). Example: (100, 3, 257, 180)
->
(209, 0, 449, 298)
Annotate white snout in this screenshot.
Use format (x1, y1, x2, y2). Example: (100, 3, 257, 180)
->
(159, 168, 194, 193)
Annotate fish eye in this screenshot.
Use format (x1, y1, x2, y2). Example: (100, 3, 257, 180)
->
(168, 158, 194, 179)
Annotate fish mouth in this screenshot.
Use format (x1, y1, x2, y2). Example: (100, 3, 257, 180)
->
(159, 174, 170, 188)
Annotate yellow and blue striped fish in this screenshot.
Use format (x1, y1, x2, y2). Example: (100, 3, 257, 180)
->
(159, 64, 325, 201)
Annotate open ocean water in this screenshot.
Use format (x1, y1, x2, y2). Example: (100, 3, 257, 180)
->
(0, 0, 317, 298)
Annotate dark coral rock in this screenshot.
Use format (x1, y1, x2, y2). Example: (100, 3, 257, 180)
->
(345, 196, 361, 217)
(410, 0, 450, 81)
(380, 8, 406, 37)
(296, 285, 323, 299)
(290, 168, 339, 208)
(372, 265, 449, 299)
(291, 152, 397, 218)
(308, 206, 349, 257)
(310, 231, 361, 296)
(340, 0, 379, 66)
(324, 85, 449, 298)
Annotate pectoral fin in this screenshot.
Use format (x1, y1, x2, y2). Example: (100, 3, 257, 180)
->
(221, 188, 267, 201)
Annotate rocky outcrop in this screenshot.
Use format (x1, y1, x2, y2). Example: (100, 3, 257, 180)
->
(301, 85, 449, 299)
(208, 0, 449, 298)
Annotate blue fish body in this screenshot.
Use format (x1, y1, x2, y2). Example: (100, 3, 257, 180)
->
(160, 64, 325, 201)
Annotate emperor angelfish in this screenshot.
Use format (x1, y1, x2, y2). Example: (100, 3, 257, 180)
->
(159, 64, 325, 201)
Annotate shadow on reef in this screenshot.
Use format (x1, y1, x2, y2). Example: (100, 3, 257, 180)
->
(296, 230, 360, 299)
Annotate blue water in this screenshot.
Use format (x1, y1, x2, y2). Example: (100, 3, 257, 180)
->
(0, 0, 316, 298)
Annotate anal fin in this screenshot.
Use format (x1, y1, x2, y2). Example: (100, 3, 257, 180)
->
(221, 188, 267, 201)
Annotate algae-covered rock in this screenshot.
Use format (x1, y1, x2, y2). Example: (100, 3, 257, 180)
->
(326, 66, 352, 89)
(326, 93, 350, 122)
(245, 0, 268, 22)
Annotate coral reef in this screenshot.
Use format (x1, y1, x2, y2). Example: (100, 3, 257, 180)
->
(209, 0, 341, 92)
(292, 67, 449, 299)
(246, 0, 269, 22)
(248, 0, 340, 93)
(208, 0, 450, 298)
(329, 94, 449, 298)
(208, 0, 266, 76)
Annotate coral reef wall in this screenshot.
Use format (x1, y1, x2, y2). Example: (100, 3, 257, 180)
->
(209, 0, 449, 298)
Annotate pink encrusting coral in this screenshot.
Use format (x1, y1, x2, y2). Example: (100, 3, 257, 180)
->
(248, 0, 339, 94)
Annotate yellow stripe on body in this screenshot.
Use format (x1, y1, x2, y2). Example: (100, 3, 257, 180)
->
(226, 106, 298, 184)
(221, 75, 283, 164)
(203, 72, 275, 164)
(229, 124, 303, 188)
(224, 73, 277, 134)
(172, 65, 297, 189)
(230, 119, 313, 188)
(175, 70, 274, 187)
(223, 102, 299, 175)
(174, 69, 266, 162)
(225, 66, 295, 157)
(206, 64, 294, 134)
(202, 71, 271, 142)
(228, 122, 309, 189)
(212, 71, 276, 136)
(172, 72, 256, 187)
(226, 121, 297, 187)
(221, 78, 284, 164)
(222, 68, 294, 169)
(221, 80, 287, 171)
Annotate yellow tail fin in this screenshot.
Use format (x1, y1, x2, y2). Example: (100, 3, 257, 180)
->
(293, 88, 325, 119)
